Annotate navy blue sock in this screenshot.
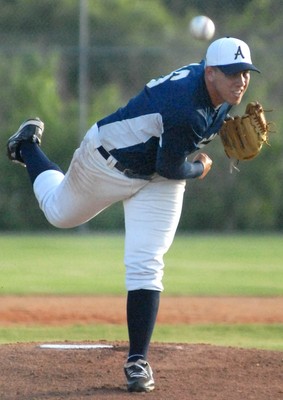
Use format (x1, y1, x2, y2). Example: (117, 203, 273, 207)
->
(127, 289, 160, 362)
(20, 142, 63, 184)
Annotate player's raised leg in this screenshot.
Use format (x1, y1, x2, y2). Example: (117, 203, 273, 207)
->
(6, 118, 150, 229)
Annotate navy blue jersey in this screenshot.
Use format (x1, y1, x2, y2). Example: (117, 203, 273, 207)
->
(97, 60, 232, 179)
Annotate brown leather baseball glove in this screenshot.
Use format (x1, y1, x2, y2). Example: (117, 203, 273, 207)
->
(219, 102, 271, 163)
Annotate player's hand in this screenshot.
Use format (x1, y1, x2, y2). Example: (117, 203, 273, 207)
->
(193, 153, 213, 179)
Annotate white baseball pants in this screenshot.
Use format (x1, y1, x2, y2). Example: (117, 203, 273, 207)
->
(33, 124, 186, 291)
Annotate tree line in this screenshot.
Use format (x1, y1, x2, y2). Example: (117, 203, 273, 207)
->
(0, 0, 282, 232)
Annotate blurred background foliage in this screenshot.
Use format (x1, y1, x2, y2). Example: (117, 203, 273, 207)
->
(0, 0, 282, 232)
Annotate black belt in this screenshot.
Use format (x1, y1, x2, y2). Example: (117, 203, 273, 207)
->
(97, 145, 153, 181)
(97, 146, 125, 173)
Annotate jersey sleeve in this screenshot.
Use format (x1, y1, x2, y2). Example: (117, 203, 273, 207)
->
(155, 120, 205, 179)
(157, 157, 204, 179)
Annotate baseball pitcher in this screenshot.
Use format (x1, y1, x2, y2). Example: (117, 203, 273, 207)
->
(7, 37, 265, 393)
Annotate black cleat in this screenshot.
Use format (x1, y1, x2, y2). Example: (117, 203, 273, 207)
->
(7, 118, 44, 166)
(124, 359, 155, 392)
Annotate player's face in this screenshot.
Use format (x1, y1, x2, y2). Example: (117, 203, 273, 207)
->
(205, 67, 250, 106)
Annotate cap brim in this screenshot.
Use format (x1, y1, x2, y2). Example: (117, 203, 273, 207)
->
(218, 63, 260, 75)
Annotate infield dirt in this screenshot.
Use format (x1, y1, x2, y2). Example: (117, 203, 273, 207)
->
(0, 295, 282, 400)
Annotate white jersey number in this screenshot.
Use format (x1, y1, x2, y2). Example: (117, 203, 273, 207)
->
(147, 68, 190, 88)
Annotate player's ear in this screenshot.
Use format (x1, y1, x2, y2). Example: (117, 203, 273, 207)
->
(205, 66, 217, 82)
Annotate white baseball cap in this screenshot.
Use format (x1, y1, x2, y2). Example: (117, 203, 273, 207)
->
(205, 37, 260, 75)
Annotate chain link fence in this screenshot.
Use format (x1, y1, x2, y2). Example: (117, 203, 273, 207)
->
(0, 0, 282, 231)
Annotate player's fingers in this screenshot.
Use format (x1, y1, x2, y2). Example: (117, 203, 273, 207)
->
(193, 153, 212, 179)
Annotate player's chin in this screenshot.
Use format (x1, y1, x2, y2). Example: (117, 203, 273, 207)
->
(227, 94, 244, 106)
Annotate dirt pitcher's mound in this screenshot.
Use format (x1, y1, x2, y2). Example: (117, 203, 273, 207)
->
(1, 341, 283, 400)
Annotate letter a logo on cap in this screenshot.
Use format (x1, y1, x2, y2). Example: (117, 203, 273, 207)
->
(205, 37, 260, 74)
(234, 46, 245, 60)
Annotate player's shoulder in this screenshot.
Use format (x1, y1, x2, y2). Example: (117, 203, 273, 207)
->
(146, 61, 204, 90)
(170, 61, 205, 90)
(170, 61, 204, 81)
(178, 60, 205, 74)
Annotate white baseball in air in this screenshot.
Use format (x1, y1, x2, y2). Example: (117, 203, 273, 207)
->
(189, 16, 215, 41)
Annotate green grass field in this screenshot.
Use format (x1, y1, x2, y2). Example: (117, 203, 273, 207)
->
(0, 233, 283, 349)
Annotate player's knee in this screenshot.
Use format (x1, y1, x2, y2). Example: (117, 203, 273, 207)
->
(125, 268, 164, 292)
(44, 213, 79, 229)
